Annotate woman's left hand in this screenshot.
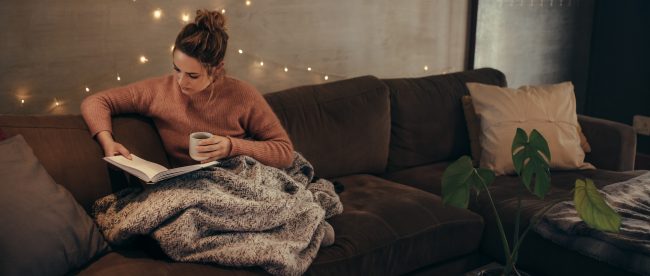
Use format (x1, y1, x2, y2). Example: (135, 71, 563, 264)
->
(196, 135, 232, 163)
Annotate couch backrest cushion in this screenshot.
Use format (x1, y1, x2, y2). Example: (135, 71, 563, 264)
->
(0, 114, 168, 211)
(382, 68, 507, 172)
(265, 76, 390, 178)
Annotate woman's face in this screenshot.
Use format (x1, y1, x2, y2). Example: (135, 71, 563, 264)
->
(172, 50, 213, 95)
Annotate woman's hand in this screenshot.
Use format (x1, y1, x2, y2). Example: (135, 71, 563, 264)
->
(96, 130, 132, 159)
(195, 135, 232, 163)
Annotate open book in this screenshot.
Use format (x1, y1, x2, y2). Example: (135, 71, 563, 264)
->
(103, 154, 218, 184)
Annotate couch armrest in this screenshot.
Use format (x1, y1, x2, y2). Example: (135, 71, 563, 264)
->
(579, 115, 636, 171)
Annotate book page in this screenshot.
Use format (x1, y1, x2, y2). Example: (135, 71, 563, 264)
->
(104, 155, 168, 180)
(152, 161, 218, 182)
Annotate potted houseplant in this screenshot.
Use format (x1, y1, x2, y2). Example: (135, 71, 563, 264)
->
(442, 128, 621, 276)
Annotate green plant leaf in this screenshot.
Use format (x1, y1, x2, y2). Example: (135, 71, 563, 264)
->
(529, 129, 551, 162)
(442, 156, 496, 209)
(511, 128, 552, 199)
(534, 167, 551, 197)
(441, 156, 474, 209)
(574, 178, 621, 232)
(476, 168, 495, 190)
(511, 128, 528, 174)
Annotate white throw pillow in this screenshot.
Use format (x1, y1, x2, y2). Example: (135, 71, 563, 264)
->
(466, 82, 594, 175)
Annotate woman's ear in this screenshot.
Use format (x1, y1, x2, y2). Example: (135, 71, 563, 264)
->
(214, 61, 225, 71)
(210, 62, 225, 80)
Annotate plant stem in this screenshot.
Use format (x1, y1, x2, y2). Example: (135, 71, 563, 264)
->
(513, 184, 522, 265)
(478, 177, 513, 272)
(510, 198, 566, 258)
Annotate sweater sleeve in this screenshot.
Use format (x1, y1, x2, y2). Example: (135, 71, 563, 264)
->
(228, 91, 294, 168)
(80, 80, 155, 137)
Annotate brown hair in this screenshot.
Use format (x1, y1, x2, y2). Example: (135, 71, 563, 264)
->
(174, 9, 228, 77)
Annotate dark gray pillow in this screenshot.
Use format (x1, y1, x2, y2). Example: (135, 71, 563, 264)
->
(0, 135, 109, 275)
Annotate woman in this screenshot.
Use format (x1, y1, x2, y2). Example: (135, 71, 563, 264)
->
(81, 9, 293, 168)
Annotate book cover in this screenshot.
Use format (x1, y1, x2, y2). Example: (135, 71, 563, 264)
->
(103, 154, 218, 184)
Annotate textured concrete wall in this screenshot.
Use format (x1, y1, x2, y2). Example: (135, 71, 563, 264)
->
(0, 0, 469, 114)
(473, 0, 594, 113)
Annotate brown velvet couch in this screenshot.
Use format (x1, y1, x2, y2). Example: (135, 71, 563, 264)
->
(0, 68, 641, 275)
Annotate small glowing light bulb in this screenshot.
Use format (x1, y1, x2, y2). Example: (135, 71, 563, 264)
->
(246, 0, 251, 6)
(117, 74, 121, 81)
(324, 75, 329, 80)
(221, 9, 226, 14)
(284, 67, 288, 72)
(238, 49, 243, 54)
(424, 65, 429, 71)
(259, 61, 264, 66)
(182, 13, 190, 22)
(55, 100, 60, 106)
(85, 86, 90, 92)
(21, 99, 25, 104)
(153, 9, 162, 19)
(307, 67, 312, 71)
(140, 56, 148, 63)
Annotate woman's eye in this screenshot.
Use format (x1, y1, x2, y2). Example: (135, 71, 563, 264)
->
(173, 67, 180, 72)
(189, 75, 199, 79)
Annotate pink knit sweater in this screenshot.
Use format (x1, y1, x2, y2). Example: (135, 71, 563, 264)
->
(81, 74, 294, 168)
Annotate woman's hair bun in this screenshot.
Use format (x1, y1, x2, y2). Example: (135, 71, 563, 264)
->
(194, 9, 226, 33)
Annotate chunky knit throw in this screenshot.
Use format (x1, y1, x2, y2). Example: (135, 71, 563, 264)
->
(94, 152, 343, 275)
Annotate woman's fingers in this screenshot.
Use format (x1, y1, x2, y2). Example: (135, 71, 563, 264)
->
(196, 136, 227, 152)
(198, 148, 226, 162)
(195, 135, 231, 162)
(196, 143, 221, 153)
(103, 142, 132, 160)
(116, 144, 132, 160)
(198, 136, 223, 146)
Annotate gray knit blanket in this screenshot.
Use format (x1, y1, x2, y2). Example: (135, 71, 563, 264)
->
(533, 171, 650, 275)
(93, 152, 343, 276)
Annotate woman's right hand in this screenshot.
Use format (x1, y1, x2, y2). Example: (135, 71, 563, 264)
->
(96, 131, 132, 159)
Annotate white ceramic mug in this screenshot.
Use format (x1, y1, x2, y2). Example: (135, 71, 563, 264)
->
(189, 132, 213, 161)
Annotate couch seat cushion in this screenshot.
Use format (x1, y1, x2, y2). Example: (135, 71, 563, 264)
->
(474, 169, 646, 276)
(380, 162, 450, 195)
(307, 174, 483, 275)
(77, 250, 267, 276)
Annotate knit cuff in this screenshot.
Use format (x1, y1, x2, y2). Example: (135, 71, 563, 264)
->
(87, 121, 112, 138)
(227, 136, 241, 157)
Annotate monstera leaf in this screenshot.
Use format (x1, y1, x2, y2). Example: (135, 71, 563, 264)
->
(574, 178, 621, 232)
(442, 156, 495, 209)
(512, 128, 551, 199)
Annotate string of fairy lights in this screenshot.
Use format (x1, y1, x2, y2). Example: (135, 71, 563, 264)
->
(16, 0, 457, 111)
